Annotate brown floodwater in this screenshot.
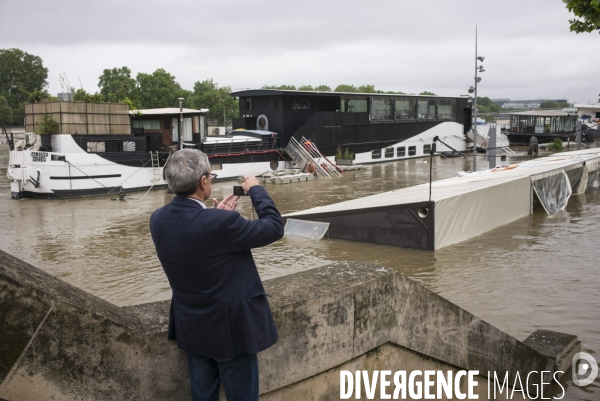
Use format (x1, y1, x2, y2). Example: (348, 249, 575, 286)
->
(1, 144, 598, 399)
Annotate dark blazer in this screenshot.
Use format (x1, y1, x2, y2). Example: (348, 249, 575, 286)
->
(150, 186, 284, 359)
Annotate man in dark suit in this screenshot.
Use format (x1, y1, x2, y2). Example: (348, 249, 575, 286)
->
(150, 149, 284, 401)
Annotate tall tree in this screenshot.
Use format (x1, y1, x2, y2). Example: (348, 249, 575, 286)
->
(334, 84, 359, 92)
(98, 67, 138, 105)
(0, 95, 13, 124)
(0, 48, 48, 124)
(540, 100, 560, 109)
(262, 84, 297, 90)
(191, 79, 237, 125)
(136, 68, 183, 109)
(357, 85, 377, 93)
(564, 0, 600, 33)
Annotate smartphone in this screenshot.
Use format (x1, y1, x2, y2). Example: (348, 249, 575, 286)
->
(233, 186, 248, 196)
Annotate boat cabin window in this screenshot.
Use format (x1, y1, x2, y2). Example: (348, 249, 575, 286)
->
(341, 97, 368, 113)
(423, 144, 431, 153)
(418, 99, 436, 120)
(397, 146, 406, 157)
(372, 149, 382, 159)
(246, 98, 253, 111)
(132, 120, 160, 130)
(395, 98, 417, 120)
(119, 141, 136, 152)
(87, 141, 106, 153)
(385, 147, 394, 158)
(437, 99, 455, 120)
(408, 146, 416, 156)
(372, 97, 393, 121)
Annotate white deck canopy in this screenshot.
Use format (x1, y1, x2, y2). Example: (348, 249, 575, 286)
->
(284, 149, 600, 250)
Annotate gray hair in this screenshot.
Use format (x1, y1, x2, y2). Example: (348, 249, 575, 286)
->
(165, 149, 211, 197)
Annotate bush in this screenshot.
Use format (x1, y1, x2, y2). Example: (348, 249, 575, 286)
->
(547, 138, 563, 151)
(34, 114, 59, 135)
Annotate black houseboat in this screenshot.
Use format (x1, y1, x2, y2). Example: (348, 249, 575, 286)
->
(231, 89, 473, 164)
(503, 110, 578, 146)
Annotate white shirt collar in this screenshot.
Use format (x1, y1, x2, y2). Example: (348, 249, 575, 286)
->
(189, 198, 207, 209)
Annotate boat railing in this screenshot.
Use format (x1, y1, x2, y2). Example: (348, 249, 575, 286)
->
(285, 137, 341, 178)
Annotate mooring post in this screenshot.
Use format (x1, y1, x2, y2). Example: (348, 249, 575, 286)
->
(576, 120, 582, 150)
(487, 121, 497, 169)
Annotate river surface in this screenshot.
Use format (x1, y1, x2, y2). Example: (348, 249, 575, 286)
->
(1, 144, 598, 399)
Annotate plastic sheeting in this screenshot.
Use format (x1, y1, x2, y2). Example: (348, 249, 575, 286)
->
(284, 219, 330, 240)
(531, 170, 572, 215)
(581, 157, 600, 191)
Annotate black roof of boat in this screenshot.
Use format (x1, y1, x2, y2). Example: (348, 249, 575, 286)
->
(230, 89, 468, 99)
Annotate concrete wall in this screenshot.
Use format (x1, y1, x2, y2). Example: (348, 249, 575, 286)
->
(0, 250, 578, 400)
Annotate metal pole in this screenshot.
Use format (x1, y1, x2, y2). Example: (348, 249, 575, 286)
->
(488, 122, 497, 169)
(178, 98, 184, 149)
(576, 120, 582, 150)
(472, 25, 477, 172)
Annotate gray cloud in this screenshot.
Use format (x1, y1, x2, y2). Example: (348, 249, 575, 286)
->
(1, 0, 598, 103)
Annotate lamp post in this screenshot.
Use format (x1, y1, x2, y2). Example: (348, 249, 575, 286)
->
(467, 25, 485, 172)
(178, 97, 184, 149)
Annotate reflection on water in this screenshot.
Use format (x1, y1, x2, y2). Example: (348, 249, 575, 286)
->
(1, 145, 598, 399)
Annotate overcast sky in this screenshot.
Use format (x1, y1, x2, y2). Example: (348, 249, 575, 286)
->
(1, 0, 598, 104)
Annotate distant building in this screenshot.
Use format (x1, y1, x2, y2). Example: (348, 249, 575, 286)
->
(57, 92, 73, 102)
(574, 103, 600, 119)
(132, 107, 209, 147)
(492, 99, 567, 108)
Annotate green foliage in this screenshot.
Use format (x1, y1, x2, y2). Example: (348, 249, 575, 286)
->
(314, 85, 332, 92)
(297, 85, 332, 92)
(335, 145, 354, 160)
(540, 100, 560, 109)
(136, 68, 183, 109)
(334, 84, 359, 92)
(34, 114, 59, 135)
(358, 85, 377, 93)
(0, 95, 13, 124)
(27, 90, 58, 103)
(262, 84, 297, 90)
(98, 67, 138, 105)
(0, 48, 49, 124)
(72, 87, 104, 103)
(191, 79, 237, 126)
(419, 91, 436, 96)
(478, 96, 492, 107)
(548, 138, 564, 151)
(564, 0, 600, 33)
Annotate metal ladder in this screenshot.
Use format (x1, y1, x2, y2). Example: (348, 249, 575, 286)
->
(473, 126, 515, 155)
(284, 137, 342, 178)
(150, 151, 161, 181)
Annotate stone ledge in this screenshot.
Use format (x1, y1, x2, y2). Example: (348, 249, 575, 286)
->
(0, 250, 580, 400)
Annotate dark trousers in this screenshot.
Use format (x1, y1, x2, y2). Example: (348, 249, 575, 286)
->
(187, 353, 259, 401)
